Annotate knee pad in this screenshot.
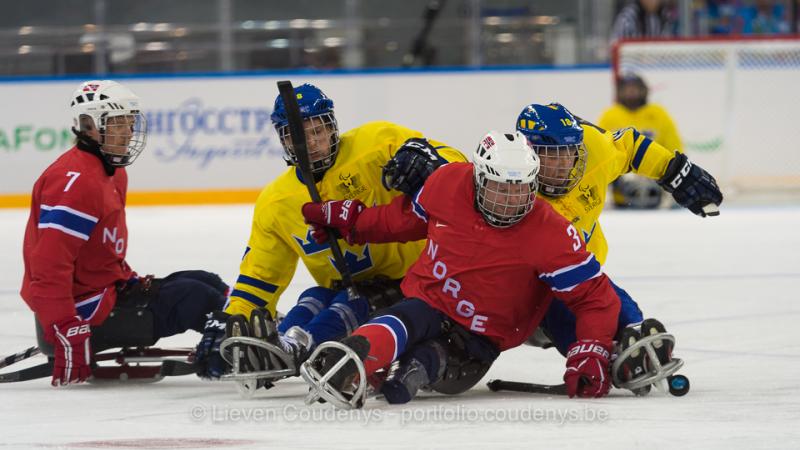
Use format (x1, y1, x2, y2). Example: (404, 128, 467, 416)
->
(297, 286, 338, 312)
(330, 291, 370, 329)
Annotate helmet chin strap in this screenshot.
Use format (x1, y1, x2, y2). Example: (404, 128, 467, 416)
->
(71, 127, 116, 176)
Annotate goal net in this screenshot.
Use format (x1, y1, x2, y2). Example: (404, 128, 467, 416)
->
(613, 37, 800, 201)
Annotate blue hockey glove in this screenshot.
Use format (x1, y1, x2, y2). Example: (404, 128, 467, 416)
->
(381, 138, 446, 195)
(657, 152, 723, 217)
(195, 310, 230, 379)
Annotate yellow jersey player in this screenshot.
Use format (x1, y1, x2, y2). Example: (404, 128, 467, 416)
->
(376, 103, 721, 402)
(193, 83, 466, 381)
(599, 74, 684, 209)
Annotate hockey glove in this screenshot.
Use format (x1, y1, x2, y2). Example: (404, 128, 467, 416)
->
(382, 138, 446, 195)
(51, 316, 92, 386)
(657, 152, 723, 217)
(301, 199, 365, 244)
(195, 310, 230, 379)
(564, 340, 612, 398)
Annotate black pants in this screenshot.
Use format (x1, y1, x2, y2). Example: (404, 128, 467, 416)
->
(369, 298, 499, 364)
(143, 270, 228, 339)
(37, 270, 227, 355)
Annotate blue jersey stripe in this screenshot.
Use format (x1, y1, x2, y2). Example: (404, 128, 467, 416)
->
(75, 291, 105, 320)
(229, 289, 268, 307)
(369, 314, 408, 357)
(539, 255, 602, 291)
(631, 135, 653, 170)
(411, 186, 428, 222)
(236, 274, 278, 293)
(39, 206, 97, 239)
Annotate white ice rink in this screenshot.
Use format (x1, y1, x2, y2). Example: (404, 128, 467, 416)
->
(1, 204, 799, 449)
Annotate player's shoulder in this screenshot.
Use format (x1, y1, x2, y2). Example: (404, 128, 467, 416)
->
(580, 119, 616, 149)
(427, 161, 471, 186)
(40, 148, 107, 192)
(416, 162, 472, 210)
(342, 121, 421, 149)
(642, 103, 673, 118)
(258, 166, 305, 204)
(527, 198, 573, 234)
(252, 169, 305, 231)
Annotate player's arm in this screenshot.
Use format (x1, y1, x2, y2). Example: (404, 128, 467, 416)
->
(301, 161, 448, 245)
(537, 233, 620, 348)
(301, 192, 428, 246)
(352, 189, 429, 243)
(608, 126, 723, 217)
(225, 203, 299, 319)
(536, 218, 621, 398)
(27, 172, 103, 334)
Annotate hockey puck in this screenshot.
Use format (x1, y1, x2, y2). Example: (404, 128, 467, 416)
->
(667, 374, 690, 396)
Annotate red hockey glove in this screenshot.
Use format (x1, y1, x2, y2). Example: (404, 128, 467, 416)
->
(564, 339, 611, 398)
(301, 200, 365, 244)
(51, 316, 92, 387)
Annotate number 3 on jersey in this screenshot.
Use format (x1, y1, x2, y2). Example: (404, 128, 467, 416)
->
(566, 224, 582, 251)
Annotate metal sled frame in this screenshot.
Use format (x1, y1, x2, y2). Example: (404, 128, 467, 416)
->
(218, 336, 296, 396)
(299, 341, 368, 410)
(612, 333, 684, 392)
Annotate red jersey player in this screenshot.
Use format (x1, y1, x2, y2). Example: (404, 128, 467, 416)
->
(21, 80, 228, 386)
(300, 130, 622, 408)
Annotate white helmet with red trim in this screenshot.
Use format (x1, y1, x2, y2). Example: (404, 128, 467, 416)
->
(472, 131, 540, 228)
(70, 80, 147, 167)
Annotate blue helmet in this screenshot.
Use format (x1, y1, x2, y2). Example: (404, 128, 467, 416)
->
(271, 83, 340, 174)
(515, 103, 587, 196)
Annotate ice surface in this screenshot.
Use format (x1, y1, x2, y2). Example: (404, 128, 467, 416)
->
(1, 204, 799, 449)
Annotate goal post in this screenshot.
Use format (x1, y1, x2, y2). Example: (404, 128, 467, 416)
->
(612, 36, 800, 201)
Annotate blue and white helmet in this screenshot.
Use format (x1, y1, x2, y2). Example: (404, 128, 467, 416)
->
(271, 83, 340, 174)
(515, 103, 587, 197)
(473, 131, 540, 228)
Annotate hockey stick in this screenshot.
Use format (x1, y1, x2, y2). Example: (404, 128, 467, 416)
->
(0, 361, 52, 383)
(0, 348, 196, 383)
(487, 379, 568, 395)
(0, 346, 41, 369)
(277, 80, 359, 300)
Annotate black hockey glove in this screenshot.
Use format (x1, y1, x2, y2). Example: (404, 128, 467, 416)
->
(195, 310, 230, 379)
(382, 138, 446, 195)
(657, 152, 723, 217)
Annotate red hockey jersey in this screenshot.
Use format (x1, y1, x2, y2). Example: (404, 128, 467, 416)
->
(353, 162, 620, 351)
(21, 146, 133, 339)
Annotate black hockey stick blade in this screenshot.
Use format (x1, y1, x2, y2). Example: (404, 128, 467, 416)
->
(276, 80, 357, 297)
(487, 379, 568, 395)
(1, 346, 41, 369)
(0, 360, 52, 383)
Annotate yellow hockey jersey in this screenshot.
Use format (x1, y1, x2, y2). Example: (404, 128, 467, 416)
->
(597, 103, 683, 153)
(543, 121, 677, 264)
(226, 121, 467, 317)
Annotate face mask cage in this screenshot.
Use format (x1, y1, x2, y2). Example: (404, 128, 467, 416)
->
(89, 112, 148, 167)
(475, 175, 538, 228)
(529, 142, 587, 197)
(278, 112, 340, 173)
